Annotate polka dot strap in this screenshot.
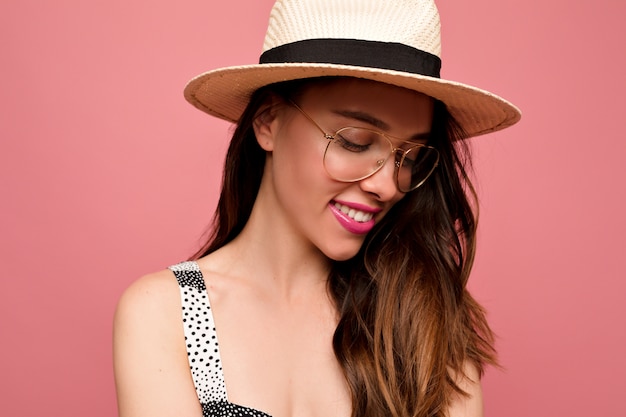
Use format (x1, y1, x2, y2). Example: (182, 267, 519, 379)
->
(169, 261, 227, 403)
(169, 262, 272, 417)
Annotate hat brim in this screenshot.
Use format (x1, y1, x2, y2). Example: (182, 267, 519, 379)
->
(184, 63, 521, 138)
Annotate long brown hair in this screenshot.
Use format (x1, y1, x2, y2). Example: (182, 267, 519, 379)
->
(192, 78, 496, 417)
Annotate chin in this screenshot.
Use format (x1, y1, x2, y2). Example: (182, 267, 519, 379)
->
(322, 243, 363, 262)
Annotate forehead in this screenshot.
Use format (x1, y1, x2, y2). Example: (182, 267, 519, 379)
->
(298, 78, 434, 135)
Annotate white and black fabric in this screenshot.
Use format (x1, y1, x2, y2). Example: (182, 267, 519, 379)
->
(169, 261, 271, 417)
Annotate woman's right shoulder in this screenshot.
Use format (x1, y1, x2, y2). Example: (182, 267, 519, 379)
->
(115, 267, 181, 319)
(113, 266, 203, 416)
(113, 267, 184, 354)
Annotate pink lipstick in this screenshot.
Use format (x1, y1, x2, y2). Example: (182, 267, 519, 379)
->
(328, 200, 380, 235)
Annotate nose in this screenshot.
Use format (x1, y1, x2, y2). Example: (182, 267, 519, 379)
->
(357, 155, 403, 201)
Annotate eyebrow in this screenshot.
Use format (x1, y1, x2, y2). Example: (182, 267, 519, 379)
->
(332, 109, 390, 130)
(331, 109, 431, 141)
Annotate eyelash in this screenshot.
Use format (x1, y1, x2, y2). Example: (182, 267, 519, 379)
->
(334, 134, 370, 152)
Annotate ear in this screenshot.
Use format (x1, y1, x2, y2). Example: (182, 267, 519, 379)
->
(252, 99, 282, 152)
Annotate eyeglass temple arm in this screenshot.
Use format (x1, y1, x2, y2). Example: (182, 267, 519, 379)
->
(286, 99, 333, 140)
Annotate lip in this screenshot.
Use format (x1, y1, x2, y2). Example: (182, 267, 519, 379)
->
(329, 200, 381, 235)
(333, 199, 382, 214)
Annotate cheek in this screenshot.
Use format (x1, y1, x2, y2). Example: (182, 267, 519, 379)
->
(269, 133, 346, 227)
(272, 129, 328, 185)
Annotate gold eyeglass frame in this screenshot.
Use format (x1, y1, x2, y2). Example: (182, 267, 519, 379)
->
(286, 99, 439, 192)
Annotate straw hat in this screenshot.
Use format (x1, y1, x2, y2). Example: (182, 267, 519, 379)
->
(184, 0, 521, 138)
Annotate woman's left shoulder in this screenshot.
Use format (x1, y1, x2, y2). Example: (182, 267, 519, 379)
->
(446, 362, 484, 417)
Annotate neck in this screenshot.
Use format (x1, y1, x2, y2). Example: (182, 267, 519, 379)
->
(215, 188, 332, 301)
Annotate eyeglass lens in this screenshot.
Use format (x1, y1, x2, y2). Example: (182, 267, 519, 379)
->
(323, 127, 439, 192)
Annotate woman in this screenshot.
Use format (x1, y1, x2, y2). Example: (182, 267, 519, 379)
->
(113, 1, 520, 417)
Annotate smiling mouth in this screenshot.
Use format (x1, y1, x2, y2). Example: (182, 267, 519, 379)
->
(333, 202, 374, 223)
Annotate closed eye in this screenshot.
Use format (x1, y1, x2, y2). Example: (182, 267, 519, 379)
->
(333, 127, 381, 152)
(334, 134, 370, 152)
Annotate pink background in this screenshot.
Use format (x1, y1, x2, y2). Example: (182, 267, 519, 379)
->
(2, 0, 625, 416)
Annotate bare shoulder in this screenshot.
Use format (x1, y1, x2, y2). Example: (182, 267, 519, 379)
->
(446, 362, 484, 417)
(113, 269, 202, 417)
(115, 269, 181, 322)
(113, 269, 183, 351)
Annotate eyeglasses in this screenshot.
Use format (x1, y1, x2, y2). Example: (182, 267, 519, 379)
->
(287, 100, 439, 193)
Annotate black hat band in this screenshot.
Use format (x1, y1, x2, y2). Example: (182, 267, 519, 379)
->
(259, 38, 441, 78)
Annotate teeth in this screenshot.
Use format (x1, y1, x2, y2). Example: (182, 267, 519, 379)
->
(334, 203, 373, 223)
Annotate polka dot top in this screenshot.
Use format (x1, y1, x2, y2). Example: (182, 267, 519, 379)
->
(169, 261, 272, 417)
